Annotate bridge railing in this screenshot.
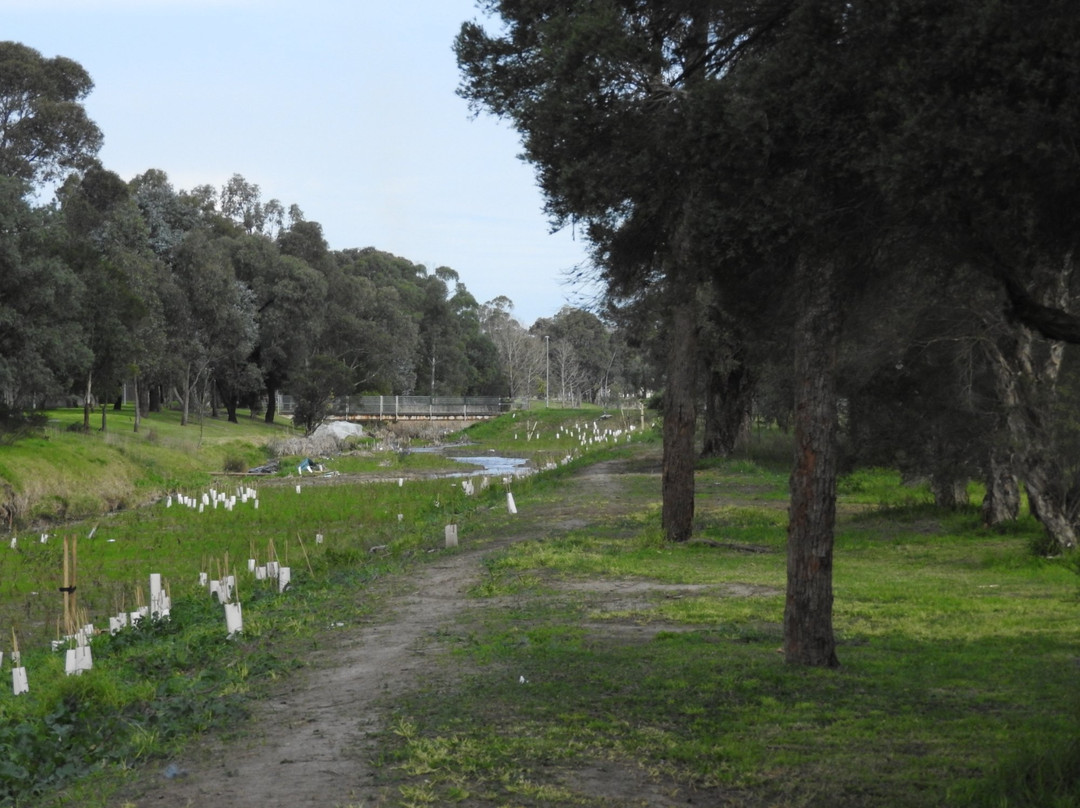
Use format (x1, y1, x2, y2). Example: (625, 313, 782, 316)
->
(277, 395, 508, 419)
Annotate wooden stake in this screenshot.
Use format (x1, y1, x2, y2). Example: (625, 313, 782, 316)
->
(296, 532, 316, 580)
(62, 536, 70, 634)
(72, 535, 79, 620)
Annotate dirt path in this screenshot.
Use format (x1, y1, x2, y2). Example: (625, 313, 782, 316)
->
(122, 456, 661, 808)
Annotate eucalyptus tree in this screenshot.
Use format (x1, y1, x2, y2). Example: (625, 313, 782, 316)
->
(321, 250, 419, 394)
(0, 42, 102, 187)
(170, 230, 261, 424)
(57, 165, 166, 430)
(129, 169, 206, 258)
(0, 177, 88, 412)
(481, 297, 538, 401)
(230, 230, 327, 422)
(219, 173, 284, 236)
(532, 307, 615, 404)
(414, 267, 495, 396)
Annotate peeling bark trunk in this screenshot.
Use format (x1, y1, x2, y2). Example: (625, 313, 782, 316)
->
(662, 294, 699, 543)
(930, 473, 968, 509)
(785, 258, 841, 668)
(82, 370, 93, 431)
(133, 374, 141, 433)
(983, 258, 1076, 551)
(181, 363, 191, 427)
(981, 449, 1019, 526)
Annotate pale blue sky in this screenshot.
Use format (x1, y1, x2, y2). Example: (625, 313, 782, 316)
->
(4, 0, 598, 324)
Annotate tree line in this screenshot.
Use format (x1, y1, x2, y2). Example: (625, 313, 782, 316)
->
(0, 41, 646, 438)
(456, 0, 1080, 665)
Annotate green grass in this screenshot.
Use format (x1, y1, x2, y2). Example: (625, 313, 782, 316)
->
(326, 450, 478, 475)
(1, 415, 1078, 807)
(375, 455, 1080, 808)
(0, 406, 296, 527)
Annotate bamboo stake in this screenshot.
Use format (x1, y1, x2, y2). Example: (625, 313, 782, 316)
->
(62, 536, 70, 634)
(72, 535, 79, 621)
(296, 532, 316, 580)
(229, 561, 238, 603)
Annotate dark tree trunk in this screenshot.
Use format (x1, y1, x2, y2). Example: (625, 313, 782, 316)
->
(701, 360, 754, 458)
(662, 295, 699, 543)
(149, 384, 161, 413)
(217, 381, 239, 424)
(785, 258, 841, 668)
(265, 380, 278, 424)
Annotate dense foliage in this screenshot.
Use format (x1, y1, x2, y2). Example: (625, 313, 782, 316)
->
(456, 0, 1080, 667)
(0, 40, 650, 436)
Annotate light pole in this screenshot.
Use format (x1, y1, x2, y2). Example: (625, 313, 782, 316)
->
(545, 335, 550, 408)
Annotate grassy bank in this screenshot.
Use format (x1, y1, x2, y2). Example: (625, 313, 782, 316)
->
(0, 408, 1076, 807)
(0, 406, 294, 528)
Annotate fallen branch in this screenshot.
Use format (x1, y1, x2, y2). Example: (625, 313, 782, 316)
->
(687, 539, 771, 553)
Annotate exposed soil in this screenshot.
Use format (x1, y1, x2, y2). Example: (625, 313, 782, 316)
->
(118, 453, 743, 807)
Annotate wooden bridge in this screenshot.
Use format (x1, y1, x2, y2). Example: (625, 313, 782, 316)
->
(278, 395, 508, 422)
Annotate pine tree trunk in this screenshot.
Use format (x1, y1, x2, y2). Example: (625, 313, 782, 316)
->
(662, 295, 698, 543)
(701, 361, 753, 458)
(785, 258, 841, 668)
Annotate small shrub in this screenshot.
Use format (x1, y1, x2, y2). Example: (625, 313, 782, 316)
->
(1028, 530, 1065, 558)
(223, 453, 248, 473)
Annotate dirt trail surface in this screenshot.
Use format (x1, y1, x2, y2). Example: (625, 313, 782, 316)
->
(122, 454, 684, 808)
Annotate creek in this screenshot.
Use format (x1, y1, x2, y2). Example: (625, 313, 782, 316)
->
(409, 446, 533, 478)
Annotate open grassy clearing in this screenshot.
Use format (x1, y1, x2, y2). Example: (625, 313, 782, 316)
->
(377, 449, 1079, 808)
(0, 409, 1076, 807)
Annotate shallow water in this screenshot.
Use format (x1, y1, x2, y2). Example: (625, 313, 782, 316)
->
(409, 446, 532, 478)
(443, 454, 532, 477)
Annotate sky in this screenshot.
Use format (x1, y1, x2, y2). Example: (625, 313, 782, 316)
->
(4, 0, 600, 325)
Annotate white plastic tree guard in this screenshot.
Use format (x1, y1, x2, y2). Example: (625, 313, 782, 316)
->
(445, 524, 459, 548)
(12, 666, 28, 695)
(224, 602, 243, 637)
(64, 645, 92, 676)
